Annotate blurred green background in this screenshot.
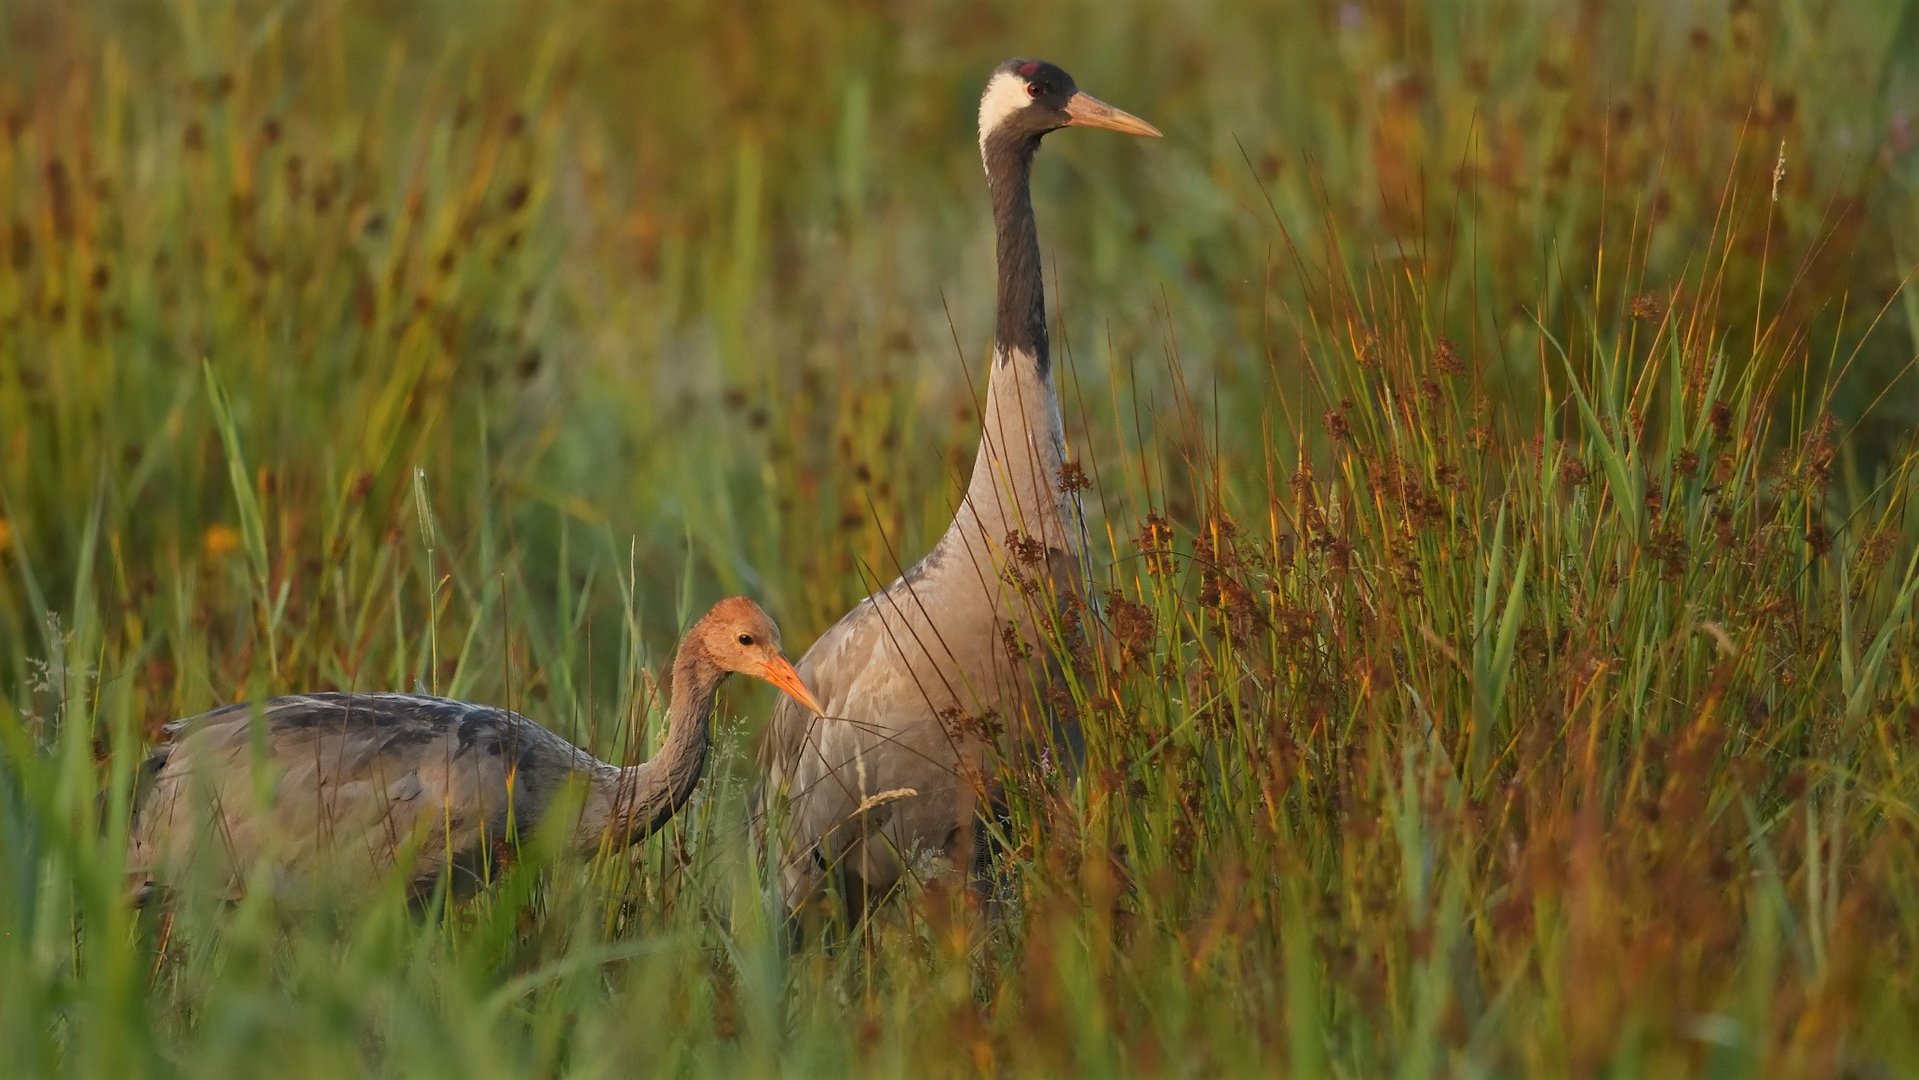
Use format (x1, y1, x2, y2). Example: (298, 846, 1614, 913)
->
(5, 0, 1914, 690)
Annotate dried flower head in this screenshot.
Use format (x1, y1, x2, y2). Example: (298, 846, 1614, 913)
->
(1136, 512, 1176, 577)
(1056, 460, 1091, 494)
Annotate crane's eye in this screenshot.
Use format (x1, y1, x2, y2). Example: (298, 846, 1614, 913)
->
(737, 633, 755, 646)
(1025, 82, 1043, 98)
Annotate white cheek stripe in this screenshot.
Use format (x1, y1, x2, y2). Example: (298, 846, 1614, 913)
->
(977, 72, 1031, 166)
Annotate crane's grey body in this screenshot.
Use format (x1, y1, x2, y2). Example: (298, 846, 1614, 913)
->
(128, 693, 618, 898)
(757, 60, 1158, 920)
(760, 351, 1086, 911)
(129, 598, 818, 901)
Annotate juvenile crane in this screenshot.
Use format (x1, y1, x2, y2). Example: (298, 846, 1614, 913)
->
(130, 597, 823, 900)
(758, 59, 1159, 922)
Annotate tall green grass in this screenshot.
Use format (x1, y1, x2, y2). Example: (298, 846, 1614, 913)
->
(3, 0, 1918, 1074)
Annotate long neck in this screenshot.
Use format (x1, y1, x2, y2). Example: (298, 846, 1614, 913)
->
(953, 131, 1077, 555)
(987, 132, 1047, 371)
(582, 644, 719, 849)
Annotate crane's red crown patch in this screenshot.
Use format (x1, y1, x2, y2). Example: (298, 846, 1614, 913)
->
(1017, 61, 1040, 76)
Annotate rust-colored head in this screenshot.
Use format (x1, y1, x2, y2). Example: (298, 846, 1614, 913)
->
(689, 597, 824, 716)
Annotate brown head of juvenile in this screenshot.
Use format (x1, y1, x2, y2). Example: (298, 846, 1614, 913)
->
(675, 596, 824, 716)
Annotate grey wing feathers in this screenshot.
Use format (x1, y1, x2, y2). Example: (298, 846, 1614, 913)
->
(756, 620, 844, 909)
(757, 545, 1056, 918)
(757, 667, 839, 913)
(128, 693, 589, 898)
(756, 599, 932, 913)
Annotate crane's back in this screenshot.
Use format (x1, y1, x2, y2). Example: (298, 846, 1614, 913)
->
(759, 497, 1086, 918)
(128, 693, 603, 900)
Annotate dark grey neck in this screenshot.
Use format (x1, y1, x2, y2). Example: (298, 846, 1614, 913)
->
(983, 129, 1047, 375)
(614, 646, 719, 844)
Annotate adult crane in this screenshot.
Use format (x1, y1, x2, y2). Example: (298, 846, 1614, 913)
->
(130, 597, 822, 900)
(757, 59, 1158, 923)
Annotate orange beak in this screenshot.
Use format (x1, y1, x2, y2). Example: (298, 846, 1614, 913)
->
(1062, 91, 1162, 138)
(758, 654, 825, 717)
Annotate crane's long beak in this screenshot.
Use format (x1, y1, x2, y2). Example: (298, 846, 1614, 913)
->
(759, 655, 826, 717)
(1063, 92, 1162, 138)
